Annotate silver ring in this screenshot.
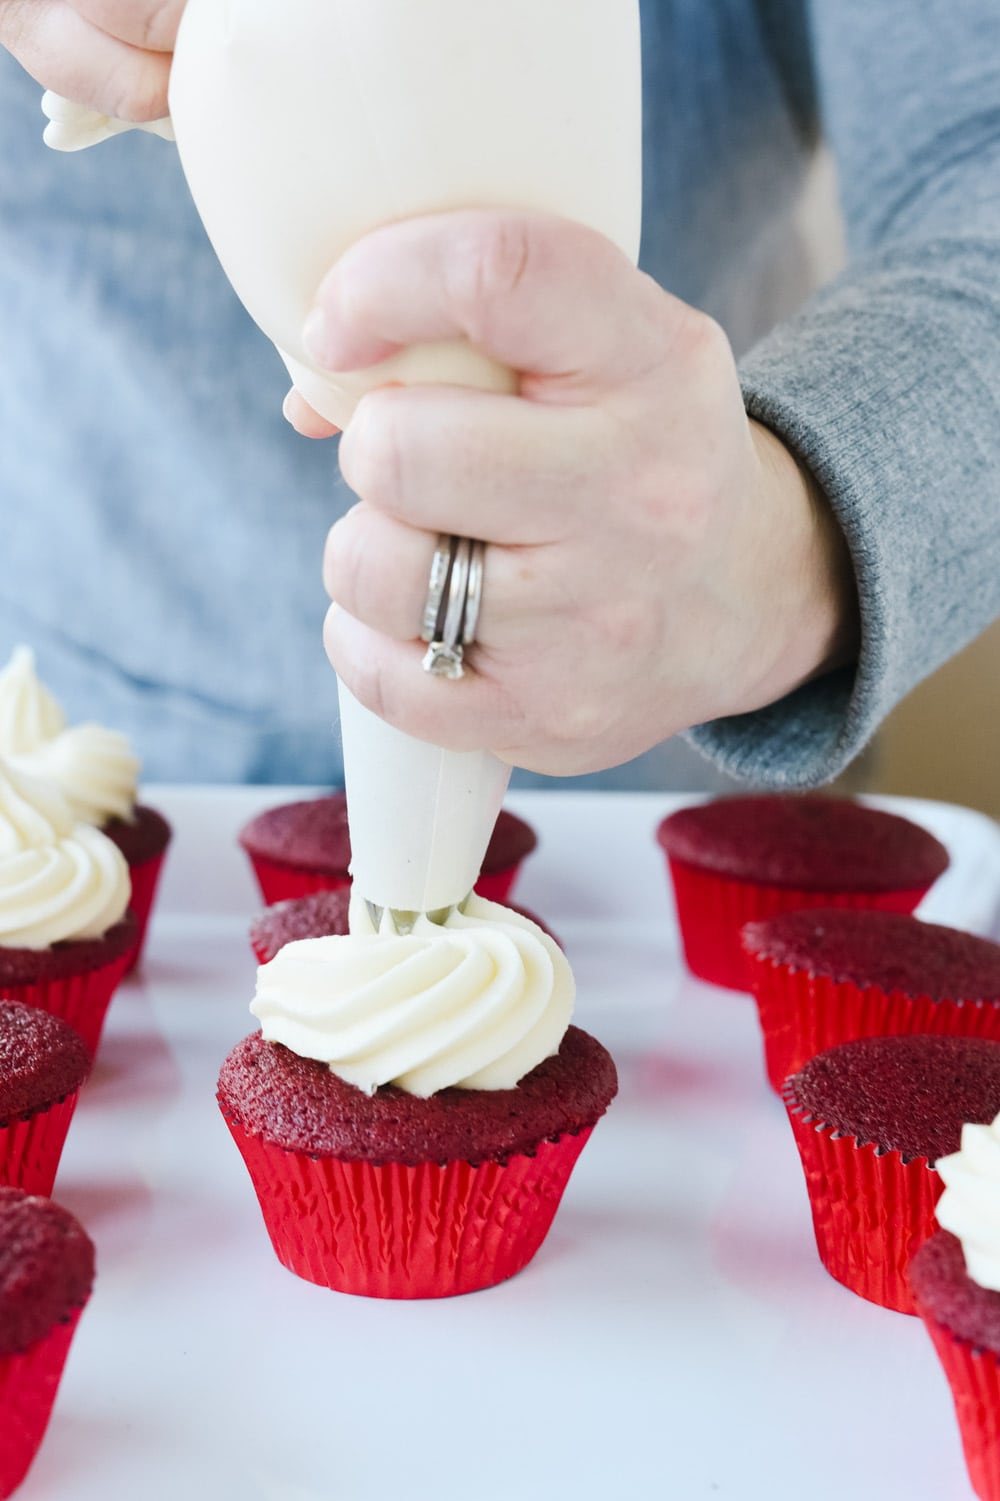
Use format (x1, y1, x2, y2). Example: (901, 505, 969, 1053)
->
(421, 534, 485, 679)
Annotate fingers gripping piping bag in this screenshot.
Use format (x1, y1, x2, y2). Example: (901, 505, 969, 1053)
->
(168, 0, 642, 911)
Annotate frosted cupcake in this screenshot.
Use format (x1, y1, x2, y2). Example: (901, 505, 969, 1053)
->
(0, 1188, 95, 1499)
(911, 1117, 1000, 1500)
(0, 761, 134, 1056)
(219, 891, 616, 1299)
(0, 646, 171, 968)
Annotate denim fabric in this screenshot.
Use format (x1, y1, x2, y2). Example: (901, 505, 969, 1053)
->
(0, 1, 996, 789)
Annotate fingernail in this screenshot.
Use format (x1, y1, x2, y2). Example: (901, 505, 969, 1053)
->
(302, 306, 333, 366)
(281, 389, 296, 423)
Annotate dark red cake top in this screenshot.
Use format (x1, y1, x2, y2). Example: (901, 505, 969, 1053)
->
(910, 1230, 1000, 1356)
(0, 912, 138, 985)
(249, 887, 353, 963)
(742, 910, 1000, 1000)
(218, 1024, 617, 1166)
(249, 888, 558, 965)
(101, 804, 172, 866)
(656, 795, 949, 891)
(0, 1002, 90, 1124)
(785, 1035, 1000, 1164)
(238, 794, 536, 878)
(0, 1188, 95, 1356)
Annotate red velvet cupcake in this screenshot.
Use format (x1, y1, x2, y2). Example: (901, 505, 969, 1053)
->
(0, 1187, 94, 1499)
(656, 795, 949, 990)
(784, 1034, 1000, 1314)
(0, 1003, 90, 1197)
(0, 916, 138, 1060)
(911, 1230, 1000, 1501)
(238, 793, 537, 906)
(743, 910, 1000, 1092)
(218, 1024, 616, 1299)
(101, 805, 172, 970)
(0, 647, 170, 971)
(248, 886, 559, 964)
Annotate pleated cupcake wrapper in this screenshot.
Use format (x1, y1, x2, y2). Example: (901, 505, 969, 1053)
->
(473, 867, 520, 905)
(0, 1093, 80, 1197)
(749, 955, 1000, 1095)
(785, 1097, 942, 1314)
(246, 854, 351, 906)
(221, 1107, 592, 1299)
(248, 857, 524, 911)
(0, 1305, 84, 1500)
(123, 850, 167, 972)
(915, 1303, 1000, 1501)
(0, 949, 132, 1059)
(664, 855, 932, 991)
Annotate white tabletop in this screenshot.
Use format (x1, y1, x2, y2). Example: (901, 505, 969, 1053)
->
(20, 789, 1000, 1501)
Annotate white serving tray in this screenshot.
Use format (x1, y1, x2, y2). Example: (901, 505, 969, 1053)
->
(21, 789, 1000, 1501)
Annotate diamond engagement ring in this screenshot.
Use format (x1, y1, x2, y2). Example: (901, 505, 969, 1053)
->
(420, 535, 485, 679)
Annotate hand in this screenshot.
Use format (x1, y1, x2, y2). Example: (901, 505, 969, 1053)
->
(302, 209, 858, 776)
(0, 0, 183, 120)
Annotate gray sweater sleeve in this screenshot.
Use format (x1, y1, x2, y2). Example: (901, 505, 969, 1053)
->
(687, 0, 1000, 788)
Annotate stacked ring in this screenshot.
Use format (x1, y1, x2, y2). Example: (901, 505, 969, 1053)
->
(420, 535, 485, 679)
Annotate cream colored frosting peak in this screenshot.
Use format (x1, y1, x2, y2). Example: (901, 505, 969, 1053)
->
(0, 647, 65, 755)
(251, 891, 573, 1097)
(0, 762, 131, 949)
(0, 646, 140, 824)
(936, 1116, 1000, 1292)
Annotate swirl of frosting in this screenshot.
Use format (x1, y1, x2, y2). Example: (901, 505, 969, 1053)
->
(250, 891, 574, 1097)
(0, 647, 65, 755)
(0, 647, 139, 824)
(935, 1116, 1000, 1291)
(0, 762, 131, 949)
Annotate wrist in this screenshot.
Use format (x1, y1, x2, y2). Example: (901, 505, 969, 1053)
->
(740, 420, 859, 710)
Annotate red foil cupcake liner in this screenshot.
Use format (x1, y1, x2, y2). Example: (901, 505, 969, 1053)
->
(123, 851, 167, 971)
(247, 855, 350, 906)
(785, 1097, 942, 1314)
(665, 856, 932, 991)
(0, 951, 133, 1059)
(221, 1108, 593, 1299)
(0, 1306, 84, 1500)
(474, 867, 519, 905)
(750, 957, 1000, 1094)
(0, 1095, 80, 1197)
(915, 1306, 1000, 1501)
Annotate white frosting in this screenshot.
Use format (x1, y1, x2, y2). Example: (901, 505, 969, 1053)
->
(0, 647, 139, 825)
(0, 763, 131, 949)
(41, 91, 174, 152)
(250, 891, 573, 1097)
(936, 1116, 1000, 1291)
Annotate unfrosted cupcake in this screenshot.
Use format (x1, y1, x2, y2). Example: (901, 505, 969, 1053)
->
(248, 886, 560, 964)
(783, 1034, 1000, 1314)
(0, 646, 171, 968)
(0, 1003, 90, 1197)
(743, 909, 1000, 1092)
(0, 1187, 95, 1499)
(911, 1117, 1000, 1501)
(238, 792, 537, 906)
(656, 795, 949, 990)
(0, 762, 135, 1056)
(219, 891, 616, 1299)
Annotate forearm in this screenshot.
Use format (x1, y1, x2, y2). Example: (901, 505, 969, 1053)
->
(691, 0, 1000, 786)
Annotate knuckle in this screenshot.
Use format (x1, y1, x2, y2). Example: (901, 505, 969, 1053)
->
(448, 217, 533, 330)
(338, 395, 404, 512)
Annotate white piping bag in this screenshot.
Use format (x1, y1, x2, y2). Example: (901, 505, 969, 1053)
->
(167, 0, 642, 909)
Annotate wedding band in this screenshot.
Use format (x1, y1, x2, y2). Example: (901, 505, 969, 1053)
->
(420, 534, 485, 679)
